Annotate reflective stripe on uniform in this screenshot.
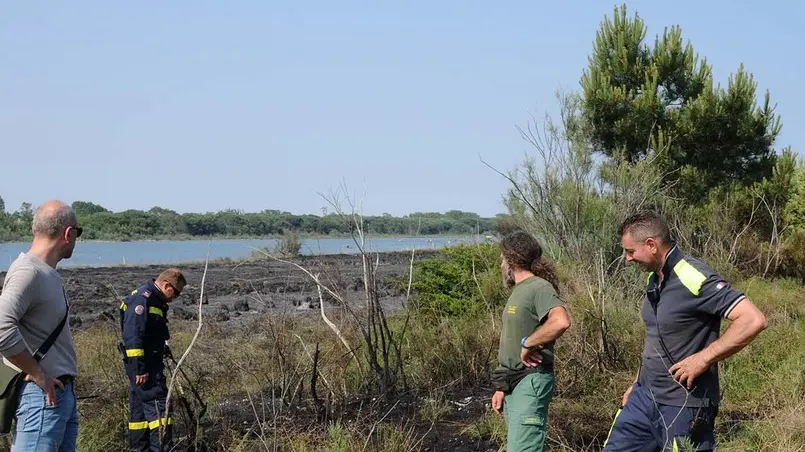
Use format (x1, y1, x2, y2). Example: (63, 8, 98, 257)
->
(126, 348, 145, 357)
(129, 421, 148, 430)
(646, 272, 654, 284)
(148, 417, 173, 429)
(672, 438, 680, 452)
(603, 408, 622, 447)
(673, 259, 706, 296)
(122, 302, 163, 317)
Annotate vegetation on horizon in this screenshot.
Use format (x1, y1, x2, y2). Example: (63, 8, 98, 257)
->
(0, 198, 501, 242)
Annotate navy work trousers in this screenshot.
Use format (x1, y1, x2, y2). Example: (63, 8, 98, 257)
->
(603, 383, 717, 452)
(125, 359, 172, 452)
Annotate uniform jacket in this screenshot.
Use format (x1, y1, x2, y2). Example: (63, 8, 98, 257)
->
(119, 280, 170, 375)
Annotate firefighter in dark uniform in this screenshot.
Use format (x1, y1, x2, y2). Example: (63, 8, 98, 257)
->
(119, 268, 186, 452)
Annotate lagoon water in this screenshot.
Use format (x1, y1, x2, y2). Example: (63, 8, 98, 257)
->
(0, 236, 481, 272)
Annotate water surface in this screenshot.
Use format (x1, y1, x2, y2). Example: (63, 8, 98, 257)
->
(0, 236, 479, 271)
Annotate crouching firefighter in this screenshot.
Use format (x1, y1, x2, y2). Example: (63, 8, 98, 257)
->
(118, 268, 186, 452)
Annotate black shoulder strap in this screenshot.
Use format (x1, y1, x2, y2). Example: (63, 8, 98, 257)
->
(32, 289, 70, 362)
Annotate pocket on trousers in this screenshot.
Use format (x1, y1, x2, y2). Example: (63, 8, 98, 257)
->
(16, 394, 43, 433)
(520, 414, 545, 427)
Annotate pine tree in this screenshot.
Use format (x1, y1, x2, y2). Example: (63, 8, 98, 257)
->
(581, 4, 782, 202)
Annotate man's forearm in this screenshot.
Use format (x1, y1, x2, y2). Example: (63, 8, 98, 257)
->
(4, 352, 46, 379)
(699, 315, 766, 366)
(523, 317, 570, 349)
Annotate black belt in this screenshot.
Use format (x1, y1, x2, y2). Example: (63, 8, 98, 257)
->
(57, 374, 75, 385)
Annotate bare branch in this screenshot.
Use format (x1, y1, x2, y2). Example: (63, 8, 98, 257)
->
(162, 249, 209, 445)
(316, 274, 364, 374)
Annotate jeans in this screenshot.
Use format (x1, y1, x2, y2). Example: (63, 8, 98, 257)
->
(503, 371, 555, 452)
(11, 380, 78, 452)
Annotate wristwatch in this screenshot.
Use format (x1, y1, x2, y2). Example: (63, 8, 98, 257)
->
(521, 337, 543, 350)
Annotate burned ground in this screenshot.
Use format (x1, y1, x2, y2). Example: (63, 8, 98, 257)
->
(5, 251, 431, 332)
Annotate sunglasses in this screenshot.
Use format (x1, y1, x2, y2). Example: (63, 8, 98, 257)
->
(167, 283, 182, 297)
(70, 226, 83, 238)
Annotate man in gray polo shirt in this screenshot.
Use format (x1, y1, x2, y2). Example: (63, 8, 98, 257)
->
(0, 200, 80, 451)
(603, 211, 767, 451)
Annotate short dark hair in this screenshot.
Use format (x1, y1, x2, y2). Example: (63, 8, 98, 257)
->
(619, 210, 672, 244)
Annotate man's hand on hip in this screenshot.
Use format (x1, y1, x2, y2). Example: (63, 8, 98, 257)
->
(25, 371, 64, 407)
(520, 347, 544, 368)
(669, 352, 709, 390)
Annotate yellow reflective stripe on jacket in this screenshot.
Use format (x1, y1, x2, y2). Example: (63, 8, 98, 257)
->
(672, 438, 680, 452)
(646, 272, 654, 285)
(129, 421, 148, 430)
(120, 302, 128, 311)
(673, 259, 706, 296)
(603, 408, 622, 447)
(148, 417, 173, 429)
(126, 348, 145, 357)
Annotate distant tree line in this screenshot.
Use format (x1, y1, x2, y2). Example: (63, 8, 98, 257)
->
(0, 197, 502, 241)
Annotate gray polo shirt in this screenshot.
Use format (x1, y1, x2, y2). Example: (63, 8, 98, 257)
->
(637, 245, 745, 407)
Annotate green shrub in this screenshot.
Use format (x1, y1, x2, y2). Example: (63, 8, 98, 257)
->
(409, 243, 505, 318)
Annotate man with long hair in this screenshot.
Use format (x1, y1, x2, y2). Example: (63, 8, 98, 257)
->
(491, 231, 571, 452)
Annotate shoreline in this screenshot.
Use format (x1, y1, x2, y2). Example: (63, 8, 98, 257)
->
(1, 246, 458, 274)
(0, 232, 484, 245)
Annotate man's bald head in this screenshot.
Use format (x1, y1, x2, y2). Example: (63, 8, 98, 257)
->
(32, 200, 77, 238)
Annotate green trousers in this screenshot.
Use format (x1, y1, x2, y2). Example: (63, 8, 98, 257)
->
(503, 371, 554, 452)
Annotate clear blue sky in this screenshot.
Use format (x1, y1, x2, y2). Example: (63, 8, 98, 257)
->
(1, 1, 801, 217)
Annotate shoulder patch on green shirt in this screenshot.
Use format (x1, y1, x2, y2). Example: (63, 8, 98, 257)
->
(673, 259, 706, 296)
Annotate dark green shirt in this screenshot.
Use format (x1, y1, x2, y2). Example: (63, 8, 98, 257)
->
(497, 276, 563, 372)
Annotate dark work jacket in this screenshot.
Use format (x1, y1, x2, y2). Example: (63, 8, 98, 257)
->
(119, 280, 170, 374)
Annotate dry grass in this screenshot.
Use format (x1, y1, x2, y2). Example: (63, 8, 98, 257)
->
(22, 269, 804, 452)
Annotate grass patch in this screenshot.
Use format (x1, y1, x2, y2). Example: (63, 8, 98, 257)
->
(60, 270, 805, 451)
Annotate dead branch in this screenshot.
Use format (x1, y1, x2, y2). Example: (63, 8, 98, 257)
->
(315, 274, 364, 374)
(162, 250, 209, 445)
(294, 333, 334, 396)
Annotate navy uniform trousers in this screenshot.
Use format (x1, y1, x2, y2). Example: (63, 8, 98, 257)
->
(125, 356, 172, 452)
(603, 383, 717, 452)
